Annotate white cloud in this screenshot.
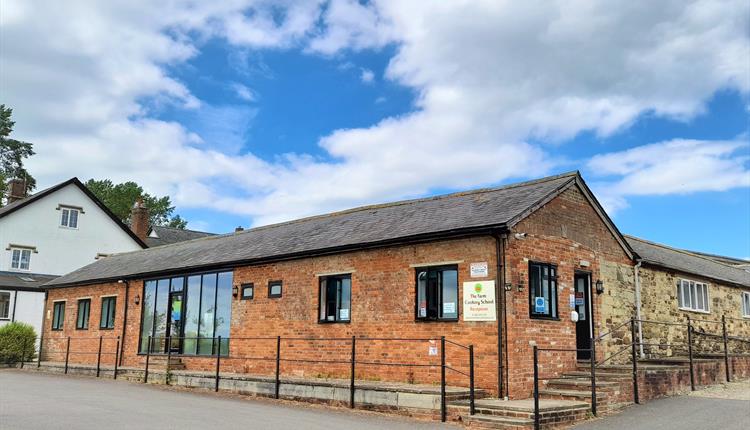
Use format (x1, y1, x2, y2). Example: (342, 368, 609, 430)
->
(2, 0, 748, 229)
(230, 83, 257, 102)
(587, 138, 750, 212)
(359, 68, 375, 83)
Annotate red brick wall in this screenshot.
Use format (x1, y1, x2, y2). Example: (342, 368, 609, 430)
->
(503, 185, 632, 398)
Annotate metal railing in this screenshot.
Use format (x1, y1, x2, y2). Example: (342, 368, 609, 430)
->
(37, 336, 476, 421)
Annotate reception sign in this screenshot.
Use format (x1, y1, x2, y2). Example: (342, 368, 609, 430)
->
(462, 280, 496, 321)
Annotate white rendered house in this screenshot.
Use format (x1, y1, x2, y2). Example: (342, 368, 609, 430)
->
(0, 178, 146, 341)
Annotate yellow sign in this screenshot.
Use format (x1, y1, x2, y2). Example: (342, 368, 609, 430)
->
(462, 280, 496, 321)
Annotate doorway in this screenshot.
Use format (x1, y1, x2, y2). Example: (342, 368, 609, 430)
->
(575, 273, 593, 360)
(166, 292, 184, 353)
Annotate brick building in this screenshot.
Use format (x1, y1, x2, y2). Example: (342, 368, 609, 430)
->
(40, 171, 637, 399)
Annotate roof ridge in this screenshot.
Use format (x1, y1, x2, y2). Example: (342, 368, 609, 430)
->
(625, 235, 746, 269)
(152, 225, 216, 234)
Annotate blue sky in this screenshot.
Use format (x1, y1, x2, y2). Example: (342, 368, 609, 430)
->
(3, 1, 749, 258)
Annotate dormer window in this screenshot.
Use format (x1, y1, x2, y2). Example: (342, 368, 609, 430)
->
(60, 207, 80, 228)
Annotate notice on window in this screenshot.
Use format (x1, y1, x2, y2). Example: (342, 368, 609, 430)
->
(470, 262, 489, 278)
(534, 297, 546, 313)
(575, 292, 585, 306)
(462, 281, 496, 321)
(443, 302, 456, 314)
(339, 308, 349, 320)
(569, 294, 576, 309)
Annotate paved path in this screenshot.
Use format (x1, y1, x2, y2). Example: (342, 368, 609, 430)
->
(573, 381, 750, 430)
(0, 370, 457, 429)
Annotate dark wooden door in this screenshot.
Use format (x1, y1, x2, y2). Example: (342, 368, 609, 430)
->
(575, 273, 592, 360)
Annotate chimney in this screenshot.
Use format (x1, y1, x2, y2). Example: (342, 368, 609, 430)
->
(130, 198, 150, 242)
(235, 226, 244, 232)
(7, 178, 27, 203)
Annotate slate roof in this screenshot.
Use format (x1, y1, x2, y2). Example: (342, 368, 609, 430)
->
(625, 236, 750, 287)
(681, 250, 750, 267)
(146, 226, 217, 248)
(0, 271, 58, 291)
(45, 171, 628, 288)
(0, 178, 148, 248)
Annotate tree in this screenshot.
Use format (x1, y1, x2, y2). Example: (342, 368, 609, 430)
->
(85, 179, 187, 229)
(0, 105, 36, 202)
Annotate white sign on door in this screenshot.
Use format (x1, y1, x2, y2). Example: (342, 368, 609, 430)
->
(462, 280, 496, 321)
(470, 262, 489, 278)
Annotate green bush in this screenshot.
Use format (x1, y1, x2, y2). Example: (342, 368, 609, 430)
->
(0, 322, 37, 365)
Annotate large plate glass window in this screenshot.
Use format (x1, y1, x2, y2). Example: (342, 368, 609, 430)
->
(139, 271, 233, 355)
(100, 297, 116, 329)
(0, 292, 10, 319)
(415, 265, 458, 321)
(529, 262, 558, 319)
(52, 301, 65, 330)
(319, 274, 351, 323)
(76, 299, 90, 329)
(677, 279, 709, 312)
(10, 248, 31, 271)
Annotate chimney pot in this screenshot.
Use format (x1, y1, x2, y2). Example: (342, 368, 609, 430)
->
(130, 197, 150, 243)
(6, 178, 27, 203)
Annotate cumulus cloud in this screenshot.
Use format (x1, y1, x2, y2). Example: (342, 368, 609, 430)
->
(2, 0, 749, 228)
(359, 68, 375, 83)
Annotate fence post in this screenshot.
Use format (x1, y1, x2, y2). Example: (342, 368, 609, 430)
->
(533, 345, 539, 430)
(469, 344, 475, 416)
(630, 318, 639, 404)
(275, 336, 281, 399)
(144, 336, 151, 383)
(350, 336, 356, 409)
(96, 336, 103, 378)
(165, 336, 172, 386)
(440, 336, 446, 423)
(722, 315, 730, 382)
(687, 316, 695, 391)
(64, 337, 70, 374)
(215, 336, 222, 392)
(114, 336, 120, 380)
(20, 336, 28, 368)
(590, 337, 597, 417)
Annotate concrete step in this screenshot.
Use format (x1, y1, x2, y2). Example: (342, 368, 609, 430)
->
(563, 370, 630, 380)
(546, 378, 619, 390)
(463, 414, 533, 429)
(539, 388, 609, 402)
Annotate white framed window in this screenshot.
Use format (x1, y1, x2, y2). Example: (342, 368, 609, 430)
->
(0, 292, 10, 319)
(677, 279, 710, 313)
(10, 248, 32, 271)
(742, 291, 750, 318)
(60, 207, 80, 228)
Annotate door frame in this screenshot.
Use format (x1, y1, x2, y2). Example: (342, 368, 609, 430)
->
(574, 271, 594, 360)
(166, 291, 185, 354)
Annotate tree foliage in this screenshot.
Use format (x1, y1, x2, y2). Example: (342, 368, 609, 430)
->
(0, 105, 36, 202)
(85, 179, 187, 229)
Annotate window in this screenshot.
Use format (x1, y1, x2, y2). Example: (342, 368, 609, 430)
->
(319, 275, 351, 323)
(677, 279, 709, 313)
(10, 248, 31, 270)
(100, 297, 116, 329)
(416, 265, 458, 321)
(60, 207, 79, 228)
(139, 271, 233, 356)
(0, 292, 10, 319)
(529, 262, 558, 319)
(268, 281, 282, 298)
(741, 291, 750, 318)
(76, 299, 90, 329)
(52, 301, 65, 330)
(241, 283, 254, 300)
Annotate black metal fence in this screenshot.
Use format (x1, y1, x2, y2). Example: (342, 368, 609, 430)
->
(34, 334, 475, 422)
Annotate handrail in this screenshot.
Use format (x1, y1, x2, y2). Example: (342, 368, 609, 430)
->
(596, 319, 632, 341)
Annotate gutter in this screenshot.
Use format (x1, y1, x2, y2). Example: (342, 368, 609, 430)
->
(634, 259, 644, 358)
(11, 289, 18, 322)
(494, 231, 509, 399)
(119, 280, 130, 366)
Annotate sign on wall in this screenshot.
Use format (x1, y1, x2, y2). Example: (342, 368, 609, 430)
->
(470, 262, 489, 278)
(462, 280, 496, 321)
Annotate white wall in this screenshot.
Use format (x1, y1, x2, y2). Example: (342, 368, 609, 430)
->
(0, 183, 143, 275)
(0, 289, 45, 350)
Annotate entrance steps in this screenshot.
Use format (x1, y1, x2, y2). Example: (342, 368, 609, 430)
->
(452, 398, 589, 429)
(147, 356, 186, 370)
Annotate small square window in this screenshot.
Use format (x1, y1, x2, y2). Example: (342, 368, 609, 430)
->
(529, 262, 558, 319)
(241, 283, 254, 300)
(10, 248, 32, 271)
(268, 281, 282, 298)
(741, 291, 750, 318)
(60, 207, 80, 228)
